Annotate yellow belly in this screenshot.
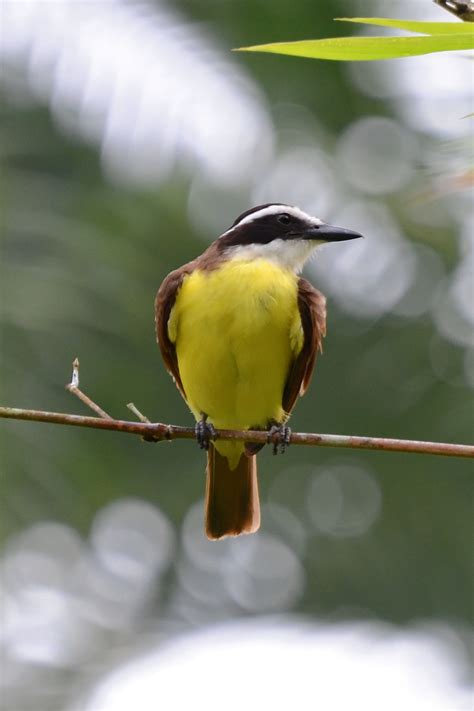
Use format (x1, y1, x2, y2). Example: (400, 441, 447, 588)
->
(169, 258, 304, 463)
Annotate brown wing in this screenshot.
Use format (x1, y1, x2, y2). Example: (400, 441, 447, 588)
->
(154, 263, 194, 399)
(282, 277, 327, 416)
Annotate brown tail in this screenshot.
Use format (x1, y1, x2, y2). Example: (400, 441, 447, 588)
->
(205, 447, 260, 540)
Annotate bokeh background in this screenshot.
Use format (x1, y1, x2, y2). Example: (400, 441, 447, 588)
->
(1, 0, 473, 709)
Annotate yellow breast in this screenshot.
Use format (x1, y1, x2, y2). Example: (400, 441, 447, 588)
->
(169, 258, 303, 457)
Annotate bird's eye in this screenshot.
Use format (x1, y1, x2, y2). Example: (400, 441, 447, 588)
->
(278, 213, 291, 225)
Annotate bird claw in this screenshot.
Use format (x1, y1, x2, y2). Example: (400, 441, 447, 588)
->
(267, 424, 292, 455)
(195, 418, 216, 450)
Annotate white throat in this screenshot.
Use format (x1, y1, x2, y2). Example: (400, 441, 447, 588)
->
(226, 238, 322, 273)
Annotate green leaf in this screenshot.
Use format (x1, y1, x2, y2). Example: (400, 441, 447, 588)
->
(335, 17, 474, 35)
(236, 34, 474, 61)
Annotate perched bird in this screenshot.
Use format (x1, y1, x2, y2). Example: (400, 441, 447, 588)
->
(155, 204, 362, 540)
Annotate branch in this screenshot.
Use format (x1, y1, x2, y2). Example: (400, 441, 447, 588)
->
(65, 357, 113, 419)
(434, 0, 474, 22)
(0, 407, 472, 458)
(0, 358, 472, 459)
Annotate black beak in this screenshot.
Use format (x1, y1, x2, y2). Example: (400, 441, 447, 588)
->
(303, 224, 364, 242)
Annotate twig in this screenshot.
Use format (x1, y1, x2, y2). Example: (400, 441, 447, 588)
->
(65, 358, 112, 419)
(0, 406, 473, 459)
(127, 402, 151, 423)
(127, 401, 154, 442)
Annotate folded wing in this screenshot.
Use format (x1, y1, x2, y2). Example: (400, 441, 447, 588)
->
(283, 277, 327, 415)
(155, 264, 194, 398)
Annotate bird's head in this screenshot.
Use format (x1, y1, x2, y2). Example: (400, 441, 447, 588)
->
(217, 203, 363, 272)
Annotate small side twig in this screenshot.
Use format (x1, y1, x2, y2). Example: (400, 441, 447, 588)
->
(127, 402, 151, 423)
(65, 358, 112, 420)
(127, 401, 156, 442)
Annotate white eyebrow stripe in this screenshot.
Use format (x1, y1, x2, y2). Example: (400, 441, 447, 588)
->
(233, 204, 322, 228)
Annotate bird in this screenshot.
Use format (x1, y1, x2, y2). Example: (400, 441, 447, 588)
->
(155, 203, 362, 540)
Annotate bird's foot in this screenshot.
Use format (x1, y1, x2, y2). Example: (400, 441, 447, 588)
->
(267, 423, 292, 455)
(195, 416, 216, 450)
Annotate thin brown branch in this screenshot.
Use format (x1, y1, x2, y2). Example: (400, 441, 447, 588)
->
(0, 357, 471, 459)
(0, 406, 473, 459)
(65, 358, 112, 419)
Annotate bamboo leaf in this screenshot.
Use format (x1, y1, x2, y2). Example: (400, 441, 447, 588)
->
(335, 17, 474, 35)
(236, 34, 474, 61)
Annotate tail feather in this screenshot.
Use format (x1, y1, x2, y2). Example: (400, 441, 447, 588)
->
(205, 447, 260, 540)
